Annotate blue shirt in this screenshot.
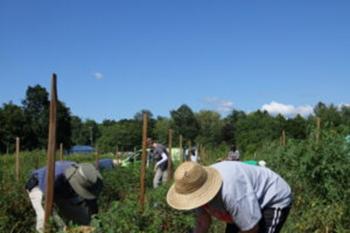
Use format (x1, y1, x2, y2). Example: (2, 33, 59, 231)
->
(32, 160, 76, 193)
(97, 159, 115, 170)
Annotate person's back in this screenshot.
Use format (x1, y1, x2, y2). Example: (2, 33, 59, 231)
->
(26, 161, 103, 232)
(212, 161, 291, 209)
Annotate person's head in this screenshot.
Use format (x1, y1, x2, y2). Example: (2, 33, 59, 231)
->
(230, 144, 236, 151)
(147, 138, 156, 148)
(166, 162, 222, 210)
(64, 163, 103, 200)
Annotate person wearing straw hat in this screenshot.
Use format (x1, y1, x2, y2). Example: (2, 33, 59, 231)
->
(25, 161, 103, 233)
(167, 161, 292, 233)
(147, 138, 169, 188)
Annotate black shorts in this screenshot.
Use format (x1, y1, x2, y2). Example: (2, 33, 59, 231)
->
(225, 207, 291, 233)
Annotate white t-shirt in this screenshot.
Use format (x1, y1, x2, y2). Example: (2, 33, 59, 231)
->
(198, 161, 292, 231)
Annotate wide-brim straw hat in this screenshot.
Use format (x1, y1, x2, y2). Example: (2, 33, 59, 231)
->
(167, 161, 222, 210)
(65, 163, 103, 200)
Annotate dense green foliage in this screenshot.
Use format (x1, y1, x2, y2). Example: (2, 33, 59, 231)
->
(2, 84, 350, 156)
(1, 129, 350, 232)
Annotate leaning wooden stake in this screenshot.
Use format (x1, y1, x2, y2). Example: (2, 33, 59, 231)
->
(44, 73, 58, 232)
(139, 112, 148, 213)
(15, 137, 20, 181)
(59, 143, 64, 161)
(316, 117, 321, 144)
(179, 135, 183, 163)
(168, 129, 173, 180)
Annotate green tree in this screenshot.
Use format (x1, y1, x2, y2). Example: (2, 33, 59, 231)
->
(221, 110, 246, 145)
(313, 102, 342, 128)
(22, 85, 49, 149)
(0, 102, 26, 153)
(170, 104, 199, 142)
(56, 101, 72, 149)
(153, 116, 172, 144)
(98, 119, 141, 152)
(195, 110, 223, 146)
(235, 110, 276, 154)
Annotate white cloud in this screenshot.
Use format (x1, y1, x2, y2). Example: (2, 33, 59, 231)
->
(261, 101, 313, 117)
(338, 103, 350, 109)
(204, 97, 234, 113)
(93, 72, 104, 80)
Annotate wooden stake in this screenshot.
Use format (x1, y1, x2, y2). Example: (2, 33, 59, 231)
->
(168, 129, 173, 180)
(15, 137, 20, 181)
(59, 143, 63, 161)
(44, 73, 58, 232)
(316, 117, 321, 144)
(282, 130, 286, 146)
(188, 141, 192, 161)
(95, 146, 99, 170)
(179, 135, 183, 163)
(139, 112, 148, 213)
(115, 145, 119, 166)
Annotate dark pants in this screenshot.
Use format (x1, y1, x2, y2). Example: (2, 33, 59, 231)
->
(225, 207, 291, 233)
(55, 197, 98, 225)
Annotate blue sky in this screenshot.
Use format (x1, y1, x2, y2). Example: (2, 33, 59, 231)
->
(1, 1, 349, 122)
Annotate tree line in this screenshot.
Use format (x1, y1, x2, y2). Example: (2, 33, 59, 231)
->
(1, 84, 350, 154)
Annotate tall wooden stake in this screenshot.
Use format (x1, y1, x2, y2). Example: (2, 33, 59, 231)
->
(44, 73, 58, 232)
(15, 137, 20, 181)
(168, 129, 173, 180)
(188, 141, 192, 161)
(282, 130, 286, 146)
(59, 143, 64, 161)
(179, 135, 183, 163)
(95, 146, 99, 170)
(115, 145, 119, 166)
(139, 112, 148, 213)
(316, 117, 321, 144)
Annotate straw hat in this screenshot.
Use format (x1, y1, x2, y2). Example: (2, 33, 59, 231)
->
(166, 161, 222, 210)
(65, 163, 103, 200)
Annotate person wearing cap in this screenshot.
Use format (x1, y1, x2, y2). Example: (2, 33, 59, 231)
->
(167, 161, 292, 233)
(147, 138, 169, 188)
(25, 160, 103, 233)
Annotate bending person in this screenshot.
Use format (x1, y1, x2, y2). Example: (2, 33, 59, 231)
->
(167, 161, 292, 233)
(25, 161, 103, 233)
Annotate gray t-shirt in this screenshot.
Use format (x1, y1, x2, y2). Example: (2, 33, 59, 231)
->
(198, 161, 292, 231)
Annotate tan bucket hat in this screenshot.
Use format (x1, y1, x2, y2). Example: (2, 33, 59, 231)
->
(166, 161, 222, 210)
(64, 163, 103, 200)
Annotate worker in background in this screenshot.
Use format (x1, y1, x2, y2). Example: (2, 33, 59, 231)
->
(147, 138, 169, 188)
(226, 144, 240, 161)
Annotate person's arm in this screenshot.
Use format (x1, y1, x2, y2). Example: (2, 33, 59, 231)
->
(193, 210, 212, 233)
(240, 224, 259, 233)
(155, 152, 167, 167)
(27, 186, 45, 233)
